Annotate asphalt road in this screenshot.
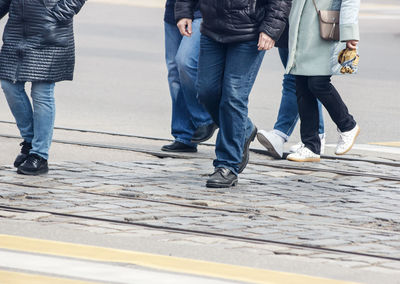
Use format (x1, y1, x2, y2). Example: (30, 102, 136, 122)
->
(0, 0, 399, 146)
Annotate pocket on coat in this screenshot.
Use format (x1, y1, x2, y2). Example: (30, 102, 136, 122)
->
(40, 10, 70, 47)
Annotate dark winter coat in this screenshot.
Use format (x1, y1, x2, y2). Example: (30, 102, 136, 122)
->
(175, 0, 292, 44)
(164, 0, 201, 25)
(0, 0, 86, 82)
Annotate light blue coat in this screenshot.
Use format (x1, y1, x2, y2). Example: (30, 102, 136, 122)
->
(286, 0, 360, 76)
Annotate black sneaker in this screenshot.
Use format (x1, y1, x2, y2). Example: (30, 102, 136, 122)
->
(14, 141, 32, 168)
(206, 168, 238, 188)
(191, 123, 218, 143)
(161, 141, 197, 153)
(17, 154, 49, 175)
(238, 125, 257, 173)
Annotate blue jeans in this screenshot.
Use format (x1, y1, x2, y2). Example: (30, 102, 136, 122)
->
(197, 35, 265, 175)
(164, 19, 213, 147)
(1, 80, 56, 160)
(273, 48, 324, 141)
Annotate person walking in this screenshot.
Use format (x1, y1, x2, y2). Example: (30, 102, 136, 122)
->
(286, 0, 360, 162)
(257, 31, 326, 159)
(161, 0, 216, 153)
(0, 0, 86, 175)
(175, 0, 291, 187)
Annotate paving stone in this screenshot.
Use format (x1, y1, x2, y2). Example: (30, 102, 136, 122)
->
(0, 210, 17, 218)
(14, 212, 52, 221)
(1, 156, 400, 271)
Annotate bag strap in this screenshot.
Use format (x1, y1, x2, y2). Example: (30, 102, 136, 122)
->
(312, 0, 319, 13)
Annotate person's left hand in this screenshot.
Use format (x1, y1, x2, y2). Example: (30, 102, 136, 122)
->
(346, 40, 358, 50)
(258, 32, 275, 51)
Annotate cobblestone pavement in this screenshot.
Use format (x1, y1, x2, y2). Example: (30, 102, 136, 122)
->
(1, 148, 400, 280)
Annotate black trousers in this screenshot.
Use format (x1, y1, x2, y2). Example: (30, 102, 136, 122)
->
(295, 76, 356, 154)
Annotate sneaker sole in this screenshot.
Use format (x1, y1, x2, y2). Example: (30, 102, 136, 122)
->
(191, 125, 218, 144)
(206, 180, 238, 188)
(17, 167, 49, 176)
(287, 156, 321, 162)
(257, 133, 282, 159)
(335, 126, 360, 155)
(238, 126, 257, 174)
(161, 148, 198, 153)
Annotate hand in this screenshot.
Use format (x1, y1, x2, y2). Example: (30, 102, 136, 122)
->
(258, 32, 275, 51)
(177, 18, 193, 37)
(346, 40, 358, 50)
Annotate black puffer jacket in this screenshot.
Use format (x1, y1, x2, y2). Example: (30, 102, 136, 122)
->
(175, 0, 292, 44)
(0, 0, 86, 82)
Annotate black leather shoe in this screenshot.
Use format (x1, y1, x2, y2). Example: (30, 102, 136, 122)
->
(14, 141, 32, 168)
(238, 125, 257, 173)
(17, 154, 49, 175)
(161, 141, 197, 153)
(191, 123, 218, 143)
(206, 168, 238, 188)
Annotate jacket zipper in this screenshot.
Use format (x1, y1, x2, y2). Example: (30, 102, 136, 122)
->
(14, 0, 26, 83)
(216, 0, 224, 18)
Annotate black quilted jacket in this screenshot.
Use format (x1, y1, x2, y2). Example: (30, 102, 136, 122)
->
(0, 0, 86, 82)
(175, 0, 292, 44)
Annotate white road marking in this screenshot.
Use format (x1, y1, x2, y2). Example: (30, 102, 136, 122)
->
(326, 144, 400, 155)
(0, 250, 233, 284)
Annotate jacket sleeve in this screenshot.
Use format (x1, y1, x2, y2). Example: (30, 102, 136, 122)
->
(259, 0, 292, 42)
(340, 0, 360, 41)
(50, 0, 86, 22)
(175, 0, 198, 22)
(0, 0, 11, 20)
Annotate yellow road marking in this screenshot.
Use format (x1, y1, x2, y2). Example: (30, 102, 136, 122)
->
(0, 270, 98, 284)
(370, 142, 400, 147)
(0, 234, 358, 284)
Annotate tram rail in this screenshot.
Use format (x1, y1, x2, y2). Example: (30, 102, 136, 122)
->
(2, 119, 400, 167)
(1, 204, 399, 263)
(1, 124, 399, 266)
(1, 130, 399, 182)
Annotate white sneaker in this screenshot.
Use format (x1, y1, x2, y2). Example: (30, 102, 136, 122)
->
(287, 146, 320, 162)
(335, 124, 360, 155)
(257, 130, 285, 159)
(289, 133, 326, 154)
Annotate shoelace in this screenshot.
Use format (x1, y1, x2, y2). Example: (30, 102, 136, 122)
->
(295, 145, 317, 156)
(297, 146, 309, 155)
(25, 154, 42, 167)
(339, 131, 354, 144)
(20, 141, 32, 154)
(212, 168, 230, 176)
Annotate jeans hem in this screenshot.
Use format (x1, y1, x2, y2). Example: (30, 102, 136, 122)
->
(29, 151, 48, 161)
(272, 129, 289, 142)
(194, 119, 214, 129)
(175, 137, 196, 147)
(214, 165, 238, 176)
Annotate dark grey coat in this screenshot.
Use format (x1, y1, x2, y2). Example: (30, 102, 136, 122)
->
(0, 0, 86, 82)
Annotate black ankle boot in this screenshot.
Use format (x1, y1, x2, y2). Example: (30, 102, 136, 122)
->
(206, 168, 238, 188)
(14, 141, 32, 168)
(17, 154, 49, 175)
(191, 123, 218, 143)
(161, 141, 197, 153)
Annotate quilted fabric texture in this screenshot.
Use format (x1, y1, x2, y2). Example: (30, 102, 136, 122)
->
(175, 0, 292, 44)
(0, 0, 85, 82)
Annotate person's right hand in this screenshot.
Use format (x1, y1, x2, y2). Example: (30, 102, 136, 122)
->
(177, 18, 193, 37)
(346, 40, 358, 50)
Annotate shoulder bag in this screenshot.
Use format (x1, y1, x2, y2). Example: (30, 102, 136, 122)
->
(312, 0, 340, 41)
